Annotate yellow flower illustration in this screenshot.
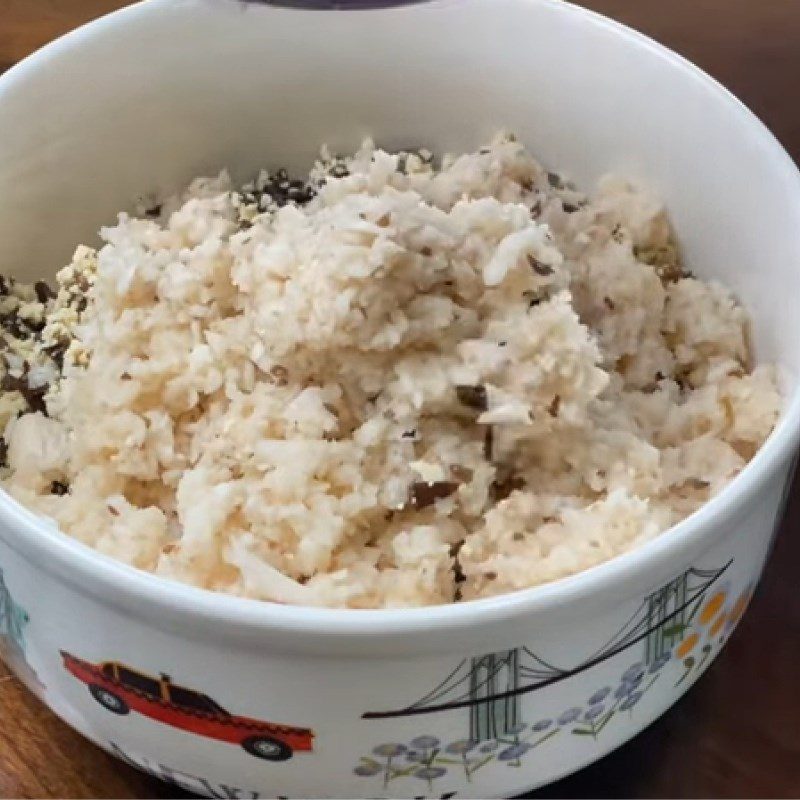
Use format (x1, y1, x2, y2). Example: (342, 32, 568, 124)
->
(698, 591, 726, 625)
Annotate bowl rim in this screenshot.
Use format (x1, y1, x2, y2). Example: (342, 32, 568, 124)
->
(0, 0, 798, 639)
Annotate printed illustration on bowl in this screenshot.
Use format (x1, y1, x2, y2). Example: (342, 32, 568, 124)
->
(355, 560, 753, 790)
(61, 652, 314, 761)
(0, 567, 43, 693)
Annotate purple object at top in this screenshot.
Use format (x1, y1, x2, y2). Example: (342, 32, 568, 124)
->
(240, 0, 431, 8)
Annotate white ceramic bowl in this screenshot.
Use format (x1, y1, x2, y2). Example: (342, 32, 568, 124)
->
(0, 1, 798, 797)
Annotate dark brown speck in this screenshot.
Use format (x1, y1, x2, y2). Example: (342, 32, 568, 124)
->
(34, 281, 55, 304)
(456, 384, 488, 411)
(409, 481, 459, 510)
(491, 475, 525, 503)
(483, 425, 494, 461)
(270, 365, 289, 386)
(527, 255, 553, 277)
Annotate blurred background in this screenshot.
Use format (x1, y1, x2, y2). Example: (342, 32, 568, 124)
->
(0, 2, 798, 798)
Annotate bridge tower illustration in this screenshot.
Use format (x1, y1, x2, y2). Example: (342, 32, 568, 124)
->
(644, 573, 689, 665)
(468, 649, 521, 742)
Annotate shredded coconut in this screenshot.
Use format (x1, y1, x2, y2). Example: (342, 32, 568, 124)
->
(0, 134, 782, 607)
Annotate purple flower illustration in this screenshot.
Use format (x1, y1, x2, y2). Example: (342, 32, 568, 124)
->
(414, 767, 447, 782)
(584, 703, 606, 721)
(410, 735, 440, 750)
(558, 707, 582, 725)
(615, 681, 635, 699)
(588, 687, 611, 705)
(498, 743, 532, 761)
(354, 763, 382, 777)
(445, 740, 476, 755)
(620, 691, 643, 711)
(622, 663, 646, 685)
(372, 743, 407, 757)
(649, 653, 670, 673)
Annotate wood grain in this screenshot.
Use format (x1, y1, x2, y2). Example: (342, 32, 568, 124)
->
(0, 1, 131, 74)
(0, 659, 173, 799)
(0, 1, 799, 797)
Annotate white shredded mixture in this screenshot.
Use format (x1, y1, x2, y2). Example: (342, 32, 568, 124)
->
(1, 135, 782, 607)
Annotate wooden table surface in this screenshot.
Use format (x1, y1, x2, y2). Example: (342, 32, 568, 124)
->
(1, 1, 799, 797)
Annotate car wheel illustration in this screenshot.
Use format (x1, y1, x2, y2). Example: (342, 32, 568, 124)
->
(89, 684, 130, 715)
(241, 735, 293, 761)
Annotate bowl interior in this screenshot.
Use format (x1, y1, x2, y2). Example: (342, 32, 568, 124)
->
(1, 0, 799, 374)
(0, 0, 797, 641)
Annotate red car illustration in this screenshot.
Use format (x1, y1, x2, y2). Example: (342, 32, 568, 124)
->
(61, 651, 314, 761)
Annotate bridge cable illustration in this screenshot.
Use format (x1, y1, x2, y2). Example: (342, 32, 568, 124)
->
(363, 560, 731, 740)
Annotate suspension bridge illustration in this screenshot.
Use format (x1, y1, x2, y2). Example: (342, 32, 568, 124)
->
(362, 561, 731, 742)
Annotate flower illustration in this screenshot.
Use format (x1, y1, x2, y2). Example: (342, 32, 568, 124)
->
(410, 736, 440, 750)
(698, 591, 726, 625)
(498, 743, 532, 763)
(614, 681, 635, 699)
(558, 707, 582, 725)
(414, 767, 446, 782)
(584, 704, 606, 721)
(648, 653, 670, 673)
(675, 633, 700, 659)
(373, 743, 407, 757)
(620, 691, 643, 712)
(364, 743, 413, 788)
(588, 687, 611, 705)
(709, 613, 727, 637)
(725, 585, 754, 634)
(621, 663, 645, 685)
(445, 740, 476, 755)
(672, 580, 748, 687)
(353, 762, 382, 777)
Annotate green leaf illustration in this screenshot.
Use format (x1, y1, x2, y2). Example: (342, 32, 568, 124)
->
(532, 729, 560, 748)
(472, 755, 494, 772)
(389, 765, 417, 780)
(595, 710, 616, 733)
(662, 623, 688, 637)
